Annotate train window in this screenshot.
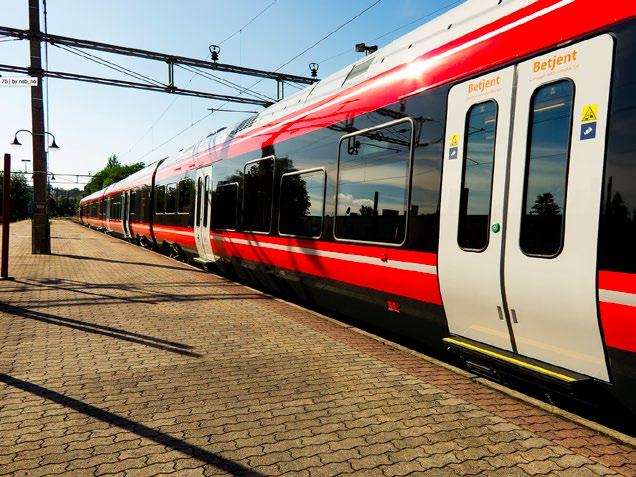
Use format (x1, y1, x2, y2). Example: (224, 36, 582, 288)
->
(178, 179, 192, 214)
(520, 80, 574, 257)
(196, 178, 202, 227)
(279, 169, 326, 238)
(213, 182, 239, 230)
(458, 101, 498, 251)
(155, 185, 165, 214)
(203, 176, 210, 227)
(600, 31, 636, 274)
(129, 192, 136, 216)
(165, 183, 177, 214)
(335, 119, 413, 244)
(243, 157, 274, 233)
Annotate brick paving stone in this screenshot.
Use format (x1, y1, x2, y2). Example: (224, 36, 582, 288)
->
(0, 220, 633, 476)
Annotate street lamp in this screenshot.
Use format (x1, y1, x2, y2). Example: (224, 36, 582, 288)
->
(11, 129, 59, 150)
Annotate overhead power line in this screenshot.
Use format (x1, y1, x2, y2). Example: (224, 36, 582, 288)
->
(137, 110, 215, 162)
(123, 1, 281, 160)
(177, 64, 275, 102)
(0, 26, 317, 85)
(274, 0, 383, 73)
(225, 0, 384, 106)
(0, 63, 273, 105)
(318, 0, 464, 65)
(218, 0, 279, 46)
(54, 43, 165, 87)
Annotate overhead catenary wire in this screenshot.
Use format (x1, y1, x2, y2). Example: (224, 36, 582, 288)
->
(317, 0, 464, 65)
(53, 43, 165, 87)
(215, 0, 384, 110)
(126, 1, 280, 161)
(273, 0, 382, 74)
(137, 110, 214, 162)
(177, 64, 275, 103)
(217, 0, 278, 46)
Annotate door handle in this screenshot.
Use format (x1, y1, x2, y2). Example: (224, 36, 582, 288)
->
(511, 309, 518, 324)
(496, 306, 504, 321)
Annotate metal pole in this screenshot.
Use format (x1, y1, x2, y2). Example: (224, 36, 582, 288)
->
(2, 153, 12, 279)
(29, 0, 50, 254)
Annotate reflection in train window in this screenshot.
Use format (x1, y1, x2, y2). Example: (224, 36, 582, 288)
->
(213, 182, 239, 230)
(178, 179, 192, 214)
(279, 169, 326, 238)
(458, 101, 498, 251)
(165, 183, 177, 214)
(154, 185, 165, 214)
(243, 157, 274, 233)
(335, 120, 413, 244)
(520, 80, 574, 257)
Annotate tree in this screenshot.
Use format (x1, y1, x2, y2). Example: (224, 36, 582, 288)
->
(49, 187, 83, 217)
(530, 192, 561, 216)
(83, 155, 144, 195)
(0, 172, 32, 221)
(359, 205, 374, 216)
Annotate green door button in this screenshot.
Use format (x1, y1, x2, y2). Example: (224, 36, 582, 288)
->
(491, 223, 501, 233)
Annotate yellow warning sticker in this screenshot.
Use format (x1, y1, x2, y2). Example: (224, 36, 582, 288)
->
(449, 134, 459, 147)
(581, 104, 598, 123)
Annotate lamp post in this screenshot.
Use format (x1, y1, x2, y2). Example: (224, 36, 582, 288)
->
(12, 130, 59, 150)
(11, 129, 59, 254)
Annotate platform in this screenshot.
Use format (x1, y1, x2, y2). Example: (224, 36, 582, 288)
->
(0, 220, 634, 476)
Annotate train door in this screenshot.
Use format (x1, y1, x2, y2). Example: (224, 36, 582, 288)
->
(439, 66, 515, 351)
(194, 167, 215, 261)
(439, 35, 613, 380)
(105, 198, 111, 231)
(122, 191, 132, 239)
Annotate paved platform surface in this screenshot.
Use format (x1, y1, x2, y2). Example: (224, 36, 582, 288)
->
(0, 220, 634, 477)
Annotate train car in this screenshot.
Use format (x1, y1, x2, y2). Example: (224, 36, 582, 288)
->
(79, 189, 106, 229)
(80, 0, 636, 419)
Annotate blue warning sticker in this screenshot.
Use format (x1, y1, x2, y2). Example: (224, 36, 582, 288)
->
(580, 122, 596, 140)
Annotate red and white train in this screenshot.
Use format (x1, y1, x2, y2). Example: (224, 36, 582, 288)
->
(80, 0, 636, 419)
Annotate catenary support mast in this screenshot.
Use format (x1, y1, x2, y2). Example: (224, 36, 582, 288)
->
(29, 0, 49, 254)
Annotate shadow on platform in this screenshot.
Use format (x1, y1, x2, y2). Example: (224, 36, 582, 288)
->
(0, 302, 203, 358)
(0, 373, 265, 476)
(10, 277, 270, 307)
(52, 252, 208, 273)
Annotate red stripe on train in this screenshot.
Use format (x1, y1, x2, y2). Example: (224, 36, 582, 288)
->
(599, 302, 636, 353)
(154, 225, 196, 250)
(598, 270, 636, 353)
(127, 222, 440, 304)
(599, 270, 636, 295)
(215, 236, 442, 305)
(130, 222, 151, 235)
(217, 231, 437, 266)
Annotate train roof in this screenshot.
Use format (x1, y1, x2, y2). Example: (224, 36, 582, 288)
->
(82, 0, 632, 201)
(243, 0, 529, 132)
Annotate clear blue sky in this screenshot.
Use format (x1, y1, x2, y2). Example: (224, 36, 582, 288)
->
(0, 0, 463, 189)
